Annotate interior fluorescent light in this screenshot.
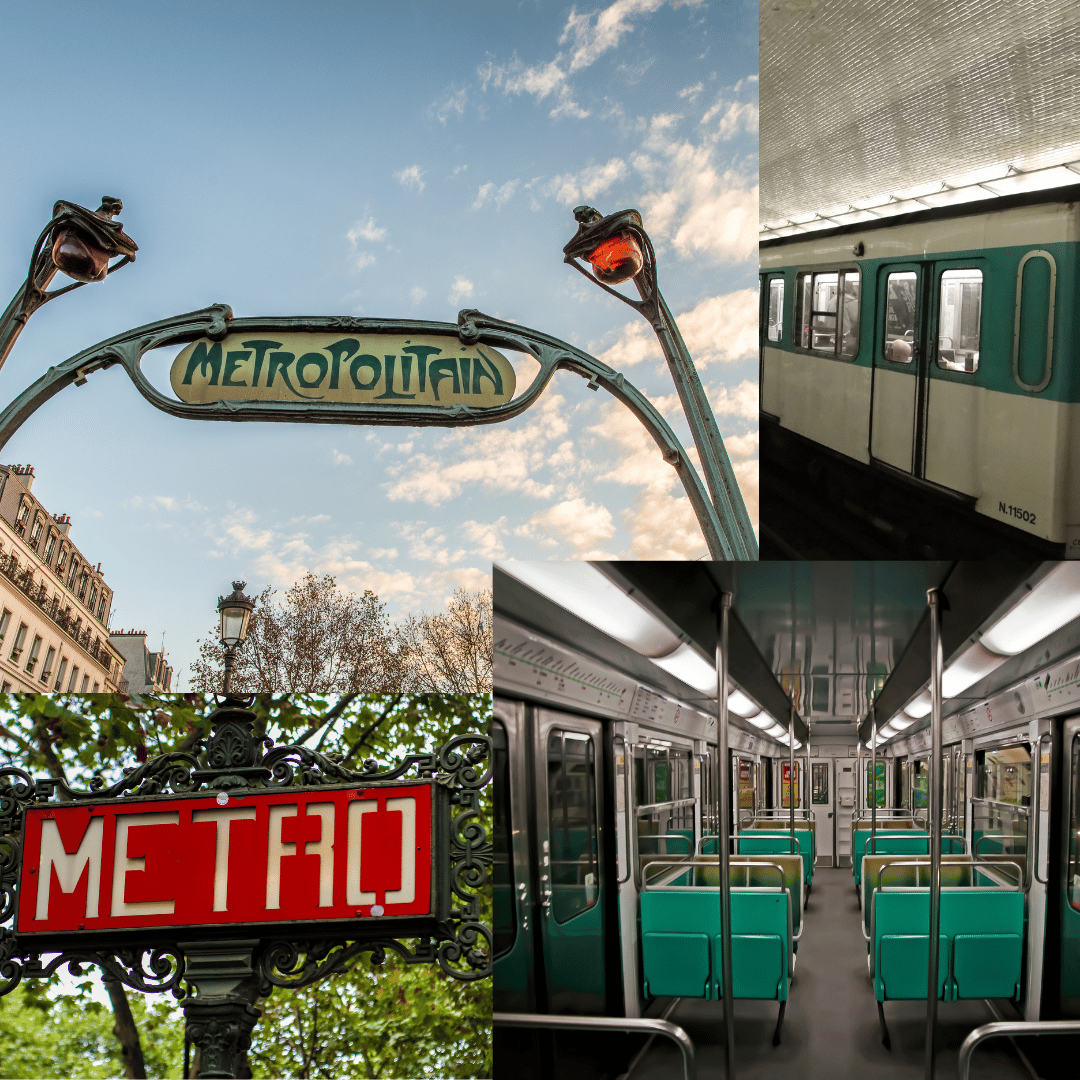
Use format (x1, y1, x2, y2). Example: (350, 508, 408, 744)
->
(942, 641, 1009, 697)
(748, 714, 774, 729)
(650, 643, 718, 695)
(495, 561, 681, 656)
(727, 688, 761, 718)
(891, 715, 914, 730)
(981, 563, 1080, 656)
(766, 723, 786, 738)
(905, 691, 932, 718)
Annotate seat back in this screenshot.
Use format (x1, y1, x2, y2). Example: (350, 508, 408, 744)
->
(861, 855, 971, 937)
(743, 830, 814, 887)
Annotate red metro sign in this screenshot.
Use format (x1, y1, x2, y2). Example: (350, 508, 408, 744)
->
(16, 782, 432, 939)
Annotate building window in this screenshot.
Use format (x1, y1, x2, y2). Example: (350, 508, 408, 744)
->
(1, 681, 9, 693)
(78, 572, 88, 601)
(80, 674, 89, 691)
(43, 531, 56, 564)
(92, 682, 100, 692)
(795, 269, 861, 358)
(98, 593, 108, 621)
(68, 665, 79, 691)
(88, 585, 98, 612)
(25, 635, 42, 674)
(40, 646, 55, 683)
(68, 561, 78, 588)
(0, 609, 10, 641)
(55, 548, 66, 576)
(10, 623, 27, 662)
(54, 657, 68, 692)
(29, 517, 43, 549)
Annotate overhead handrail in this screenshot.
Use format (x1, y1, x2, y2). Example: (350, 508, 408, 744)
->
(754, 808, 812, 821)
(642, 856, 788, 893)
(494, 1013, 697, 1080)
(958, 1019, 1080, 1080)
(637, 797, 698, 815)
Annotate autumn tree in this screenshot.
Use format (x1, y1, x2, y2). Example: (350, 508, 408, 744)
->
(0, 693, 491, 1079)
(399, 588, 493, 693)
(190, 574, 408, 693)
(190, 575, 493, 694)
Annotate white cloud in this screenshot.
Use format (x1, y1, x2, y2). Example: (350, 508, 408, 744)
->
(701, 98, 758, 137)
(383, 391, 569, 506)
(331, 450, 353, 466)
(620, 489, 709, 559)
(395, 165, 425, 192)
(679, 82, 704, 101)
(472, 182, 495, 210)
(561, 0, 702, 73)
(472, 179, 521, 210)
(597, 288, 758, 370)
(353, 252, 375, 270)
(461, 517, 509, 560)
(410, 286, 427, 304)
(433, 86, 467, 124)
(515, 497, 615, 554)
(707, 379, 758, 420)
(547, 157, 627, 205)
(448, 276, 474, 304)
(347, 216, 387, 244)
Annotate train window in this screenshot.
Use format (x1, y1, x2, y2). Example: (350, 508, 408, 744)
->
(794, 269, 860, 358)
(781, 760, 800, 808)
(937, 269, 982, 372)
(547, 730, 599, 923)
(812, 762, 828, 804)
(1014, 249, 1057, 393)
(912, 759, 928, 809)
(976, 744, 1032, 805)
(493, 720, 516, 958)
(883, 272, 917, 363)
(767, 278, 785, 342)
(866, 761, 886, 807)
(1068, 733, 1080, 912)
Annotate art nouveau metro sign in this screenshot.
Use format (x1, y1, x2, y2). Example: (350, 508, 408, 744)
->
(16, 782, 433, 943)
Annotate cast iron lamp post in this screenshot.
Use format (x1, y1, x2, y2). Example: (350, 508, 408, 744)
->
(217, 581, 255, 693)
(0, 197, 138, 375)
(563, 206, 757, 559)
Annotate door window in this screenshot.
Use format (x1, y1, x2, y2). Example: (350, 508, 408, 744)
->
(883, 272, 917, 363)
(794, 269, 860, 357)
(767, 278, 785, 342)
(937, 269, 982, 372)
(1068, 733, 1080, 912)
(548, 730, 598, 923)
(812, 762, 829, 804)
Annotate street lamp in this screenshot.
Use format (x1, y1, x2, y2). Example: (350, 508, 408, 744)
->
(563, 206, 757, 559)
(217, 580, 255, 693)
(0, 196, 138, 374)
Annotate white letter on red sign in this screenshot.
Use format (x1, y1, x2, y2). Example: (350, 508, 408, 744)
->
(265, 803, 335, 909)
(35, 816, 104, 921)
(345, 797, 416, 907)
(191, 806, 256, 911)
(111, 812, 180, 917)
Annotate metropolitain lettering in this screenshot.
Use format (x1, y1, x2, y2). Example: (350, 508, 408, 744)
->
(16, 784, 432, 935)
(170, 331, 517, 408)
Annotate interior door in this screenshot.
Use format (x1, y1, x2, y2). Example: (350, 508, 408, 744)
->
(811, 758, 835, 865)
(870, 262, 927, 473)
(536, 709, 607, 1015)
(836, 759, 856, 867)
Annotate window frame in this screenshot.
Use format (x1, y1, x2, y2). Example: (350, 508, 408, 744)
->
(793, 264, 862, 361)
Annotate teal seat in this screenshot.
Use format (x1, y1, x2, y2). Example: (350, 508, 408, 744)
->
(854, 832, 929, 887)
(640, 887, 791, 1010)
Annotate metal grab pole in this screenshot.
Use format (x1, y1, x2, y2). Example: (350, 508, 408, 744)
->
(871, 703, 877, 853)
(716, 593, 736, 1079)
(925, 589, 945, 1080)
(789, 566, 796, 854)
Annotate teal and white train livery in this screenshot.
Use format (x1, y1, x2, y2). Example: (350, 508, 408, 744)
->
(760, 186, 1080, 552)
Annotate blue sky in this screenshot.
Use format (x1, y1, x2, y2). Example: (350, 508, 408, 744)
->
(0, 0, 757, 687)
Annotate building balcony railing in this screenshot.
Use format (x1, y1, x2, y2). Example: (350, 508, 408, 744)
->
(0, 552, 116, 680)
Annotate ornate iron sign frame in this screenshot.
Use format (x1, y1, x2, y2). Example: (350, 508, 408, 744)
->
(0, 304, 738, 559)
(0, 697, 491, 1077)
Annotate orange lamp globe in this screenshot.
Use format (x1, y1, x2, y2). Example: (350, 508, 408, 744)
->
(50, 228, 111, 283)
(586, 231, 644, 285)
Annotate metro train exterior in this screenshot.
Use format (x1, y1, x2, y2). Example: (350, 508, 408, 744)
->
(493, 561, 1080, 1078)
(759, 186, 1080, 554)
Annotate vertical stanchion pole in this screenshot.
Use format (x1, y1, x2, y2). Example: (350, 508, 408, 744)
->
(925, 588, 944, 1080)
(716, 592, 736, 1079)
(789, 566, 796, 853)
(870, 564, 877, 852)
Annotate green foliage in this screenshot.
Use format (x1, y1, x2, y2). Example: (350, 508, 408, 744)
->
(0, 978, 184, 1080)
(250, 957, 491, 1079)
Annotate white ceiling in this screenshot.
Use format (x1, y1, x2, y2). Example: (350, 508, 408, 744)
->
(760, 0, 1080, 225)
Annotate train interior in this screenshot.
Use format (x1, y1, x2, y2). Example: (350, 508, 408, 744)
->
(493, 560, 1080, 1078)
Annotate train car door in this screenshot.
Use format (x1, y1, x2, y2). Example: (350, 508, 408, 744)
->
(869, 260, 983, 492)
(1060, 714, 1080, 1017)
(811, 757, 835, 865)
(535, 709, 608, 1015)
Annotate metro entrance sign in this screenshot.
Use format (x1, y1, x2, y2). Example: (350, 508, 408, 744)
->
(18, 782, 433, 941)
(0, 697, 491, 1078)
